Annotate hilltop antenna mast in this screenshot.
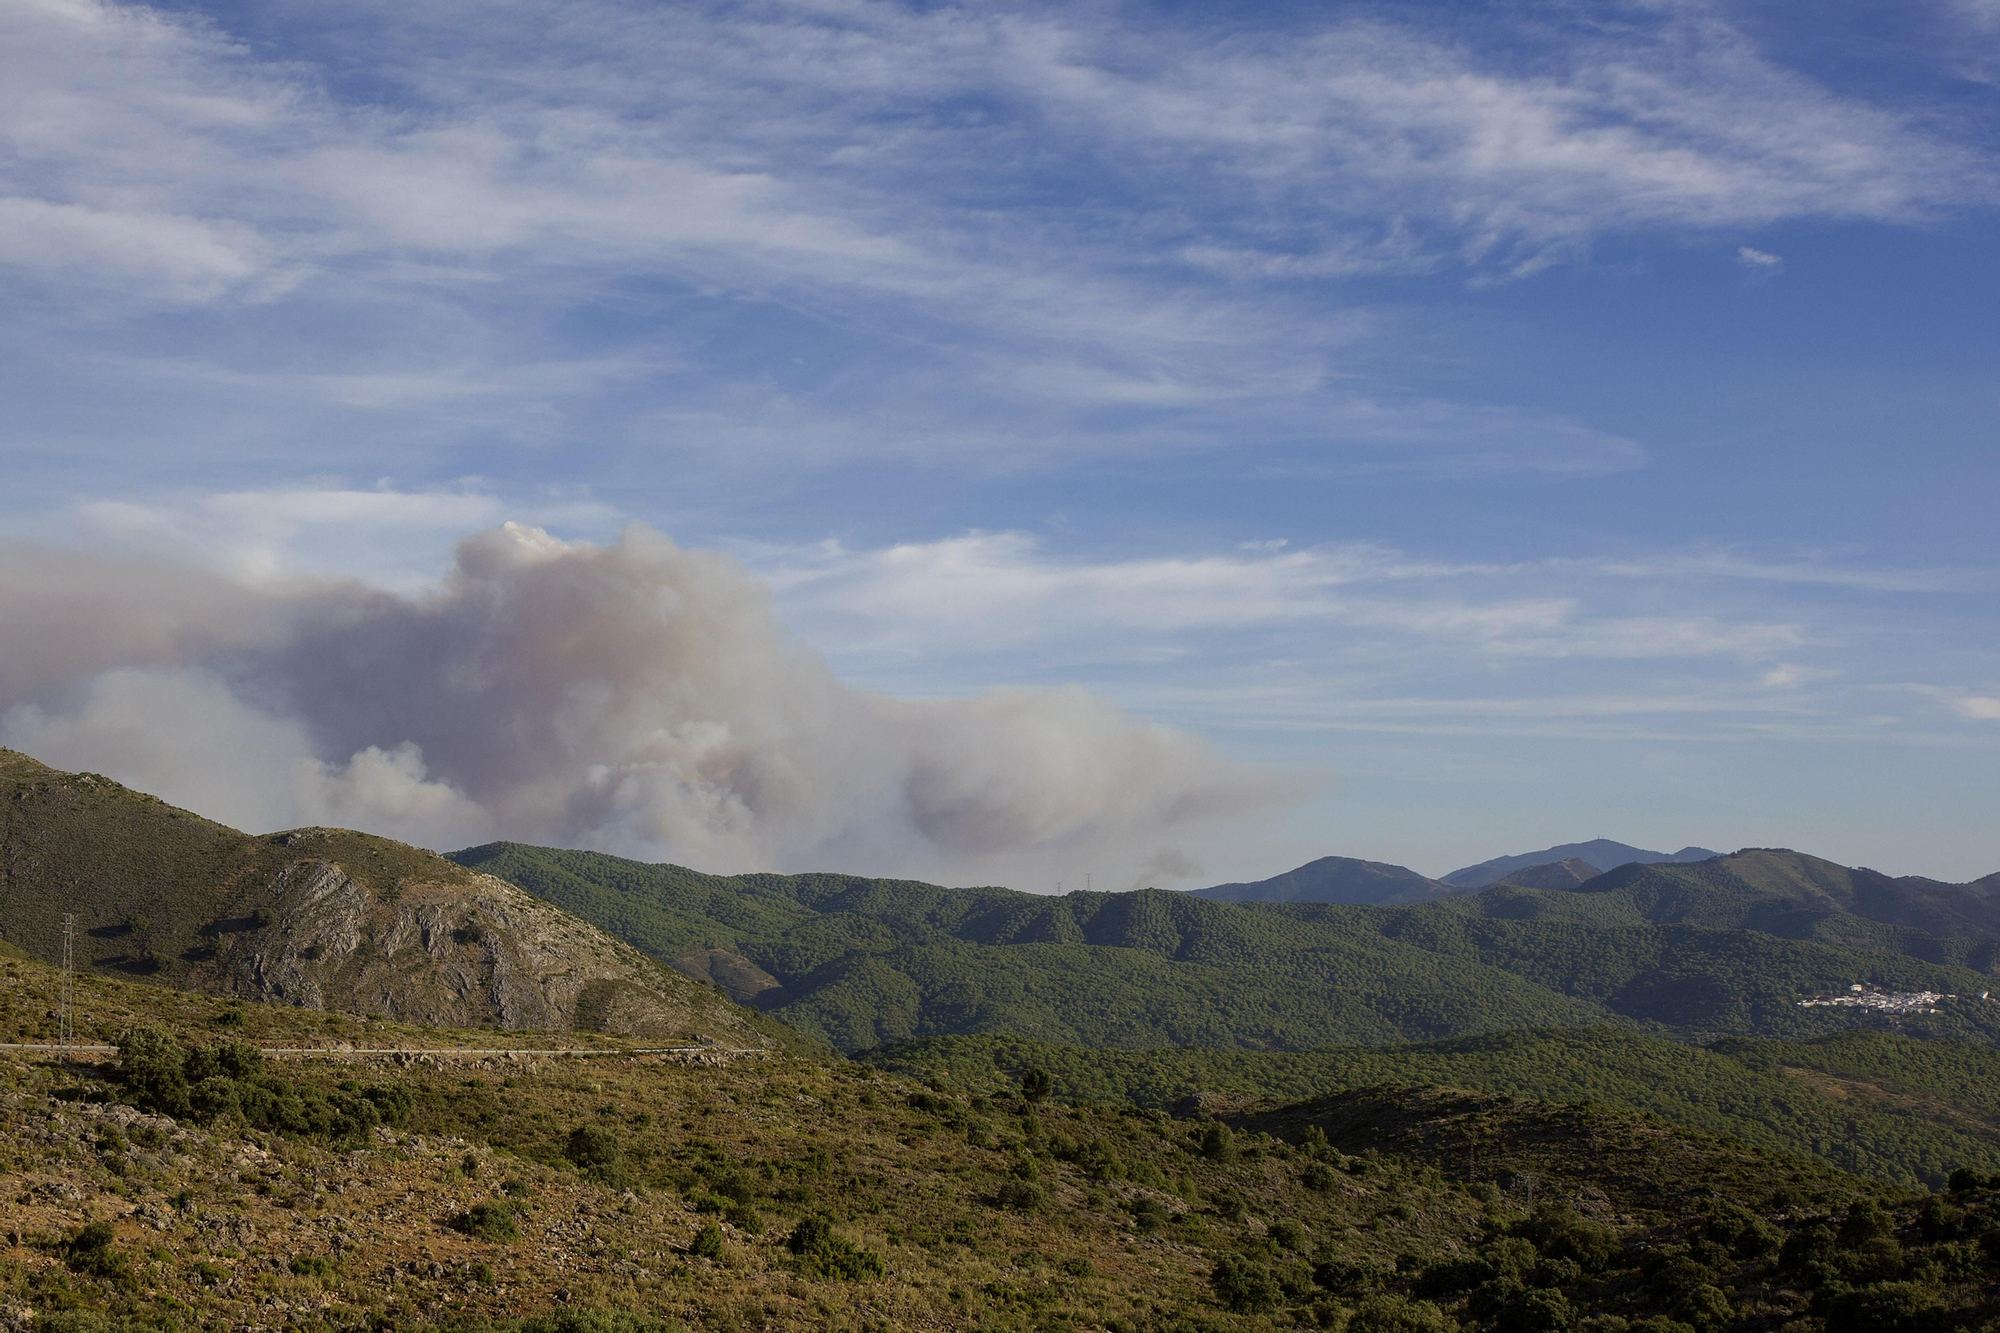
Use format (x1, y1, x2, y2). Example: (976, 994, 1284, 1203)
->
(57, 913, 75, 1052)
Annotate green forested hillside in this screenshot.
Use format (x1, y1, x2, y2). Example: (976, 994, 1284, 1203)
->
(457, 841, 2000, 1054)
(864, 1027, 2000, 1188)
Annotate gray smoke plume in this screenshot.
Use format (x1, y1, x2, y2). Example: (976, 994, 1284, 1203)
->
(0, 524, 1268, 880)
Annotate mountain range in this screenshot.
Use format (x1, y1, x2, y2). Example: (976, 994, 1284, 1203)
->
(13, 746, 1997, 1067)
(453, 838, 2000, 1056)
(13, 750, 2000, 1329)
(1442, 838, 1720, 888)
(1186, 839, 1724, 906)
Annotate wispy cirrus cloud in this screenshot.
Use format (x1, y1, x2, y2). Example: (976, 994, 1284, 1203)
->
(754, 530, 1820, 663)
(1, 0, 1989, 484)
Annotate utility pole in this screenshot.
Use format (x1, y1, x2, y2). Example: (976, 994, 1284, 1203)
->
(57, 913, 75, 1051)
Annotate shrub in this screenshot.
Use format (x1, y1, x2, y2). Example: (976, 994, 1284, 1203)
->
(1947, 1168, 1989, 1194)
(690, 1222, 725, 1260)
(115, 1027, 191, 1118)
(1021, 1068, 1054, 1102)
(1210, 1255, 1281, 1313)
(1781, 1222, 1837, 1275)
(63, 1220, 127, 1280)
(1348, 1294, 1456, 1333)
(786, 1215, 886, 1281)
(1518, 1203, 1620, 1271)
(1199, 1123, 1237, 1163)
(708, 1169, 755, 1206)
(289, 1254, 337, 1278)
(1269, 1219, 1309, 1252)
(1316, 1257, 1390, 1295)
(1130, 1197, 1170, 1232)
(1840, 1201, 1895, 1248)
(993, 1179, 1046, 1212)
(1627, 1319, 1697, 1333)
(566, 1124, 624, 1177)
(1496, 1286, 1576, 1333)
(1815, 1279, 1949, 1333)
(114, 1026, 403, 1142)
(1671, 1283, 1733, 1330)
(456, 1200, 521, 1243)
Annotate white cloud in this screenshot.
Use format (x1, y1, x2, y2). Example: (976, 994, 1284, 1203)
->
(1891, 684, 2000, 723)
(1762, 663, 1838, 688)
(0, 0, 1987, 478)
(759, 531, 1813, 663)
(1737, 245, 1785, 272)
(0, 197, 268, 302)
(21, 485, 622, 590)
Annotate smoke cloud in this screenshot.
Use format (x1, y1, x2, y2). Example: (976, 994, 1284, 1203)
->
(0, 524, 1269, 881)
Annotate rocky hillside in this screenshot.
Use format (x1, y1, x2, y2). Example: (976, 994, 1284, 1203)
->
(0, 750, 783, 1047)
(5, 947, 1980, 1333)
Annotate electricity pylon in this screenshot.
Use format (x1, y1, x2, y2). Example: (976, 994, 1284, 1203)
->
(57, 913, 75, 1050)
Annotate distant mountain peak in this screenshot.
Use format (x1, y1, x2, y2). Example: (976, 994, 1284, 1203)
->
(1444, 840, 1718, 890)
(1190, 854, 1464, 906)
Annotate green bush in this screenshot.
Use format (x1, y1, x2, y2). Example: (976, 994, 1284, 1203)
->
(993, 1179, 1045, 1212)
(112, 1025, 404, 1142)
(1517, 1203, 1620, 1271)
(1210, 1255, 1281, 1312)
(1841, 1200, 1896, 1247)
(786, 1215, 885, 1281)
(62, 1220, 126, 1280)
(1268, 1219, 1308, 1252)
(690, 1222, 724, 1260)
(1815, 1279, 1948, 1333)
(1199, 1123, 1238, 1163)
(455, 1200, 521, 1243)
(1495, 1286, 1575, 1333)
(566, 1124, 623, 1177)
(1348, 1294, 1456, 1333)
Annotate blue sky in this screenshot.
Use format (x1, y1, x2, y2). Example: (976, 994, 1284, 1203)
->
(1, 0, 1996, 884)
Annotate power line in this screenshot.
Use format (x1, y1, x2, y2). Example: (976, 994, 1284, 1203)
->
(57, 913, 75, 1052)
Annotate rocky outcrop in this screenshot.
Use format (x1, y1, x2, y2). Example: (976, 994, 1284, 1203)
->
(198, 856, 763, 1044)
(0, 751, 775, 1048)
